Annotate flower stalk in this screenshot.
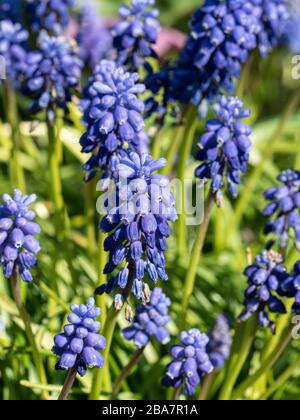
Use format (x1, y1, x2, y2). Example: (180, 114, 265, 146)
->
(58, 367, 77, 401)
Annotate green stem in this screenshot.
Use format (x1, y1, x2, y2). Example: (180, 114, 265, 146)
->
(58, 367, 77, 401)
(258, 357, 300, 400)
(47, 121, 65, 236)
(198, 373, 215, 401)
(111, 346, 145, 397)
(226, 91, 300, 242)
(4, 81, 26, 192)
(219, 317, 258, 400)
(11, 268, 48, 399)
(89, 266, 135, 400)
(84, 180, 97, 259)
(176, 106, 198, 257)
(161, 124, 185, 177)
(179, 192, 215, 330)
(232, 325, 293, 400)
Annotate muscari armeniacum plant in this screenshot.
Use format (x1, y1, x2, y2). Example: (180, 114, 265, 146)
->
(97, 151, 177, 307)
(80, 60, 149, 181)
(25, 0, 75, 36)
(207, 314, 232, 370)
(263, 170, 300, 251)
(239, 250, 289, 334)
(162, 328, 214, 397)
(76, 2, 113, 70)
(111, 0, 160, 72)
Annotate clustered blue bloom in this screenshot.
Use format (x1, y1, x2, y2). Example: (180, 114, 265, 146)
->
(76, 3, 112, 69)
(0, 0, 21, 23)
(122, 287, 171, 348)
(0, 20, 28, 87)
(283, 1, 300, 53)
(195, 96, 252, 200)
(279, 261, 300, 315)
(23, 31, 83, 124)
(98, 152, 177, 304)
(112, 0, 160, 71)
(80, 60, 148, 181)
(162, 329, 214, 397)
(52, 298, 106, 376)
(0, 189, 41, 283)
(25, 0, 75, 35)
(250, 0, 289, 57)
(164, 0, 260, 111)
(207, 315, 232, 369)
(263, 170, 300, 250)
(239, 250, 288, 333)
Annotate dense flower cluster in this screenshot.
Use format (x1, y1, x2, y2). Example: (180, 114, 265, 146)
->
(250, 0, 289, 56)
(76, 3, 112, 69)
(283, 0, 300, 53)
(163, 0, 260, 111)
(195, 96, 252, 200)
(162, 329, 214, 396)
(279, 261, 300, 315)
(52, 298, 106, 376)
(25, 0, 75, 35)
(0, 20, 28, 87)
(239, 250, 288, 333)
(23, 32, 83, 123)
(0, 189, 41, 283)
(122, 287, 171, 347)
(112, 0, 160, 71)
(207, 315, 232, 369)
(263, 170, 300, 250)
(80, 60, 148, 181)
(0, 0, 21, 22)
(97, 152, 177, 304)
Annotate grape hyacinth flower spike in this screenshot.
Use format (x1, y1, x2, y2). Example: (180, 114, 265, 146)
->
(195, 96, 252, 203)
(76, 3, 112, 69)
(53, 298, 106, 377)
(279, 261, 300, 315)
(162, 329, 214, 397)
(80, 60, 149, 181)
(97, 152, 177, 306)
(0, 20, 28, 88)
(23, 31, 83, 124)
(207, 315, 232, 370)
(161, 0, 260, 113)
(250, 0, 289, 56)
(122, 287, 171, 348)
(0, 189, 41, 282)
(239, 250, 289, 334)
(25, 0, 75, 36)
(112, 0, 160, 71)
(0, 0, 21, 23)
(263, 170, 300, 251)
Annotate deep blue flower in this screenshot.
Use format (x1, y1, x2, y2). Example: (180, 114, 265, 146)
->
(112, 0, 160, 71)
(23, 31, 83, 124)
(0, 189, 41, 283)
(0, 20, 28, 88)
(157, 0, 260, 114)
(239, 250, 288, 334)
(279, 261, 300, 315)
(207, 315, 232, 370)
(162, 329, 214, 397)
(122, 287, 171, 347)
(263, 170, 300, 250)
(52, 298, 106, 377)
(76, 3, 113, 69)
(195, 96, 252, 201)
(283, 1, 300, 53)
(80, 60, 149, 181)
(0, 0, 21, 23)
(97, 152, 177, 305)
(25, 0, 75, 35)
(250, 0, 289, 56)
